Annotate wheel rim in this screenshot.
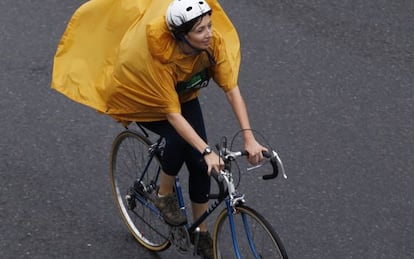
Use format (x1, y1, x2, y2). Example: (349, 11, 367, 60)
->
(110, 132, 170, 250)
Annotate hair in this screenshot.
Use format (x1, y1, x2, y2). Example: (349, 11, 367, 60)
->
(171, 10, 212, 39)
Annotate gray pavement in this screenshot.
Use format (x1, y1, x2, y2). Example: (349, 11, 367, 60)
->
(1, 0, 413, 258)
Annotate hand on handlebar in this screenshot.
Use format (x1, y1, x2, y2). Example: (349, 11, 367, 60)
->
(204, 151, 224, 175)
(244, 140, 268, 165)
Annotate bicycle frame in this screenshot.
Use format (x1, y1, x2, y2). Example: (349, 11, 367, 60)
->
(173, 163, 263, 259)
(130, 133, 236, 242)
(128, 125, 284, 258)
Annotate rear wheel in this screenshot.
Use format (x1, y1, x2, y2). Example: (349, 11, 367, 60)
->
(213, 205, 288, 258)
(110, 131, 170, 251)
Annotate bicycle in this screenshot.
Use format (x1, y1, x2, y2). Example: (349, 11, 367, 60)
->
(109, 123, 288, 258)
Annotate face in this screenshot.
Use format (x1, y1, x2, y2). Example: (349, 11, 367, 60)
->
(184, 15, 212, 50)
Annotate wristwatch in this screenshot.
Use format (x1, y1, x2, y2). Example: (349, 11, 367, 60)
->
(202, 146, 212, 156)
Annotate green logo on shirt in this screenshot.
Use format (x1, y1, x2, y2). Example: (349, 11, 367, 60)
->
(176, 68, 210, 94)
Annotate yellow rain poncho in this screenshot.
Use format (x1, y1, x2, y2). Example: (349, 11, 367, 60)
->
(52, 0, 240, 123)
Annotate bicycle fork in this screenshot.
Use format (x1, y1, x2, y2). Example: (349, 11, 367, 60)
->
(225, 201, 261, 259)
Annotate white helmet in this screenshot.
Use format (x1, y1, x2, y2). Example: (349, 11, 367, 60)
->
(166, 0, 211, 31)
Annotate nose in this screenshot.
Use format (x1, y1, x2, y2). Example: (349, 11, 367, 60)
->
(206, 27, 212, 38)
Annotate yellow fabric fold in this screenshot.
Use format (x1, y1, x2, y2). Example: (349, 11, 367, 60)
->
(51, 0, 240, 122)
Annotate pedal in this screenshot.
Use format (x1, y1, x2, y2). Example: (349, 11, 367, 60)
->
(170, 226, 191, 254)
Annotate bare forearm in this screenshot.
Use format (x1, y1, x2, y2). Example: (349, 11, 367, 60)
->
(226, 86, 267, 164)
(225, 86, 255, 142)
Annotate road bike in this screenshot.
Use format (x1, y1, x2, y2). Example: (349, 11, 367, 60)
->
(109, 123, 288, 258)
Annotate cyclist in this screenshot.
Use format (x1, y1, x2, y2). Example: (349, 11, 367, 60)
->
(137, 1, 268, 258)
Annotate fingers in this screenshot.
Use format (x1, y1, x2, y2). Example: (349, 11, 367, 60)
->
(247, 146, 268, 165)
(207, 164, 213, 175)
(248, 152, 262, 165)
(205, 152, 224, 175)
(212, 158, 224, 173)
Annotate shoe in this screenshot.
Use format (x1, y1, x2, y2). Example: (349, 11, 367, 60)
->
(191, 231, 214, 259)
(154, 193, 187, 226)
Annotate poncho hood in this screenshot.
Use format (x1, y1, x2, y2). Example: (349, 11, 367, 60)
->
(146, 17, 176, 63)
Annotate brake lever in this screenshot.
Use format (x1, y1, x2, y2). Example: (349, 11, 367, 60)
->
(246, 150, 287, 180)
(246, 162, 267, 171)
(272, 150, 287, 179)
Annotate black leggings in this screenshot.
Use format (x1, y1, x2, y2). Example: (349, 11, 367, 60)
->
(139, 98, 210, 203)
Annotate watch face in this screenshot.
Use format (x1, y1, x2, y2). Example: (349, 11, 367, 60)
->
(203, 147, 212, 155)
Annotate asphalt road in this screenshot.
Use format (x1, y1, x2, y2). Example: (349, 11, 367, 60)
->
(1, 0, 413, 258)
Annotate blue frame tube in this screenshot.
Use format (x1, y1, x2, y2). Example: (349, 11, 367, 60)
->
(242, 213, 260, 258)
(174, 176, 188, 218)
(135, 193, 162, 219)
(225, 200, 242, 259)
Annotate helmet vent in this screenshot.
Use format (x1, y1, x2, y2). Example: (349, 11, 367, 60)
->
(166, 0, 212, 30)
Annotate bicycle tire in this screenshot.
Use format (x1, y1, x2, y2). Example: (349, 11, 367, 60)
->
(213, 204, 288, 259)
(110, 131, 170, 251)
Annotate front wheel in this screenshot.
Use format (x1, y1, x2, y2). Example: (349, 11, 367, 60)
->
(213, 205, 288, 259)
